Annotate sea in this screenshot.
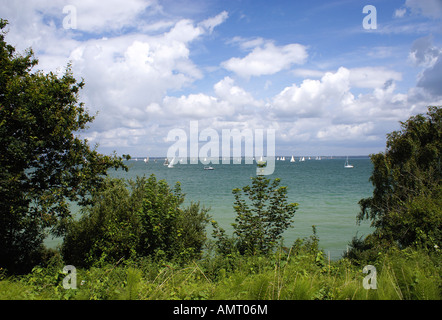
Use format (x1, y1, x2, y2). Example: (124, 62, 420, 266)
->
(106, 156, 375, 260)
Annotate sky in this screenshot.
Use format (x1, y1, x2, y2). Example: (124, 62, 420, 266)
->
(1, 0, 442, 157)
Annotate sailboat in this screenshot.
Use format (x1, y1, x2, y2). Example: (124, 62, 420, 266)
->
(290, 155, 295, 162)
(144, 156, 149, 163)
(163, 158, 169, 166)
(344, 156, 354, 168)
(168, 157, 176, 168)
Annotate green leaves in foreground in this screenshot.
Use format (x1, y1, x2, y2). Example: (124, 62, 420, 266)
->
(213, 174, 298, 256)
(0, 19, 128, 274)
(62, 175, 210, 268)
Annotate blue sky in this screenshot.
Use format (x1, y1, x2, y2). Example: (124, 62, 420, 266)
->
(1, 0, 442, 157)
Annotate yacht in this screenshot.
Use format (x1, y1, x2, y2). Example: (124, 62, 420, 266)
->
(344, 156, 354, 168)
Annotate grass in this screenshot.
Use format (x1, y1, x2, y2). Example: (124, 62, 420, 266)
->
(1, 244, 440, 300)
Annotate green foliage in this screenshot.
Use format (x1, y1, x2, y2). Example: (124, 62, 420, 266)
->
(62, 175, 210, 267)
(357, 106, 441, 251)
(0, 20, 128, 274)
(137, 175, 210, 262)
(61, 178, 143, 267)
(212, 170, 298, 256)
(3, 237, 439, 300)
(374, 248, 442, 300)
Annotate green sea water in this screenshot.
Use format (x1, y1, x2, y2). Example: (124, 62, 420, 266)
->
(109, 156, 374, 260)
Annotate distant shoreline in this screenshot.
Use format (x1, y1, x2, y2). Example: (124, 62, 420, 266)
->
(127, 155, 372, 161)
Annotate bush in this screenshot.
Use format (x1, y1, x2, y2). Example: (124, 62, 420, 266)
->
(62, 175, 210, 268)
(212, 170, 298, 256)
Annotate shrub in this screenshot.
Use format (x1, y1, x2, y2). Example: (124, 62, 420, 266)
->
(212, 168, 298, 256)
(62, 175, 210, 268)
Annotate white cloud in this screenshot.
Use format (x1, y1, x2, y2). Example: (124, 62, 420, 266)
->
(222, 41, 308, 78)
(198, 11, 229, 33)
(293, 66, 402, 90)
(67, 0, 156, 33)
(394, 8, 407, 18)
(2, 0, 441, 157)
(267, 65, 429, 149)
(146, 77, 262, 121)
(214, 77, 263, 107)
(0, 0, 157, 38)
(317, 123, 376, 141)
(70, 32, 202, 130)
(409, 36, 441, 67)
(228, 36, 265, 50)
(348, 67, 402, 88)
(292, 69, 325, 78)
(271, 67, 353, 118)
(162, 94, 233, 119)
(409, 36, 442, 96)
(62, 12, 228, 141)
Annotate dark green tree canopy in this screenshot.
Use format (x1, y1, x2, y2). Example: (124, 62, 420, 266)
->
(358, 106, 441, 250)
(0, 19, 128, 273)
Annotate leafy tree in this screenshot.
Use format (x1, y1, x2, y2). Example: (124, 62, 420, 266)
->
(0, 20, 128, 274)
(61, 178, 142, 268)
(62, 175, 211, 267)
(357, 106, 441, 251)
(137, 175, 210, 262)
(213, 163, 298, 255)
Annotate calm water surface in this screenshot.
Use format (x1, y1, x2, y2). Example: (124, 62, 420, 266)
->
(108, 157, 374, 259)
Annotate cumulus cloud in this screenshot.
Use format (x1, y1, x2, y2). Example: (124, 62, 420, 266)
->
(409, 36, 442, 96)
(418, 58, 442, 96)
(161, 94, 233, 119)
(2, 0, 441, 156)
(59, 11, 229, 148)
(145, 76, 262, 122)
(214, 77, 263, 108)
(271, 67, 353, 118)
(222, 41, 308, 78)
(409, 36, 441, 67)
(69, 30, 203, 131)
(268, 65, 421, 149)
(317, 122, 376, 141)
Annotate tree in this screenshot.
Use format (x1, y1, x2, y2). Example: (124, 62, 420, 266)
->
(0, 20, 128, 274)
(212, 163, 298, 255)
(61, 178, 142, 268)
(137, 175, 210, 262)
(62, 175, 211, 267)
(357, 106, 441, 251)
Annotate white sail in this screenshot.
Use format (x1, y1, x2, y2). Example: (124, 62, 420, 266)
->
(168, 157, 175, 168)
(344, 156, 354, 168)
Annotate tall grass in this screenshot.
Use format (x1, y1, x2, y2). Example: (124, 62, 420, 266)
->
(1, 246, 439, 300)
